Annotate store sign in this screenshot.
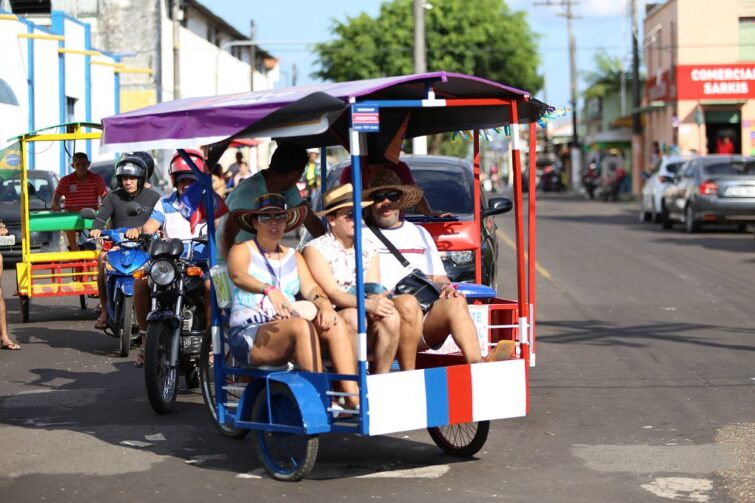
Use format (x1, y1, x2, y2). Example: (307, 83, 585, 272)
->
(646, 69, 673, 101)
(677, 64, 755, 100)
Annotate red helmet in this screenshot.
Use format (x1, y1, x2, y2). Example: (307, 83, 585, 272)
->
(169, 149, 206, 186)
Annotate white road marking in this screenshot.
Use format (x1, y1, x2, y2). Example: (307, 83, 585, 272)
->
(355, 465, 450, 479)
(640, 477, 713, 502)
(145, 433, 166, 441)
(120, 440, 153, 448)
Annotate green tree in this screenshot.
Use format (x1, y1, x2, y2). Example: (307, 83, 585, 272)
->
(582, 50, 626, 99)
(313, 0, 543, 94)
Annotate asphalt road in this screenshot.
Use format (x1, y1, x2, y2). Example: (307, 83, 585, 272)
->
(1, 195, 754, 502)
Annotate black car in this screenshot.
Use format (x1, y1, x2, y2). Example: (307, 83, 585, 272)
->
(0, 169, 61, 258)
(299, 155, 509, 287)
(89, 159, 116, 189)
(661, 155, 755, 232)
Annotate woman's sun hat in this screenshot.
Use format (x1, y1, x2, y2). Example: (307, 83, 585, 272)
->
(315, 183, 372, 217)
(362, 168, 423, 209)
(230, 193, 307, 234)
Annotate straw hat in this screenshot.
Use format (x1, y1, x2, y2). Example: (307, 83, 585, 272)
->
(230, 193, 307, 234)
(362, 168, 423, 209)
(315, 183, 371, 217)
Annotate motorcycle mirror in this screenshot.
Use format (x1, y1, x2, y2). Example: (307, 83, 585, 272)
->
(125, 202, 143, 217)
(79, 208, 97, 220)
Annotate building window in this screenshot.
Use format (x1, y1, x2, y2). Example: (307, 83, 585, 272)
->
(740, 17, 755, 61)
(66, 97, 78, 123)
(0, 79, 19, 106)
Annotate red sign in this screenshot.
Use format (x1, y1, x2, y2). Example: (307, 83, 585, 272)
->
(677, 64, 755, 100)
(645, 69, 673, 101)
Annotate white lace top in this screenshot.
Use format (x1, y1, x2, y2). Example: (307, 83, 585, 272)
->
(304, 232, 378, 292)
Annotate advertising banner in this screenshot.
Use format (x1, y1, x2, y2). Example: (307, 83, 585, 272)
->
(677, 64, 755, 100)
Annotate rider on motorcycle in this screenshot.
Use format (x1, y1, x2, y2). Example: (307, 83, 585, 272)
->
(133, 150, 211, 366)
(90, 153, 161, 330)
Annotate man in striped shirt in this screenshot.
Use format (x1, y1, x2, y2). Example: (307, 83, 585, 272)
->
(52, 152, 107, 251)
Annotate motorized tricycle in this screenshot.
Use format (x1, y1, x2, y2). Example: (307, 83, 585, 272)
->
(99, 71, 547, 481)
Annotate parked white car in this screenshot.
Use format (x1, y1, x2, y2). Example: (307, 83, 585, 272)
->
(640, 155, 694, 222)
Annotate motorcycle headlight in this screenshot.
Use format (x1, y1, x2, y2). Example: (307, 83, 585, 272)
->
(149, 260, 176, 286)
(449, 250, 474, 265)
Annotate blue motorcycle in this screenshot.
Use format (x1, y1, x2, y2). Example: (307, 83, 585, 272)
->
(80, 209, 150, 356)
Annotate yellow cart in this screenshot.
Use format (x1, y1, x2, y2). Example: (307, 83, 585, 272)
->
(11, 123, 102, 322)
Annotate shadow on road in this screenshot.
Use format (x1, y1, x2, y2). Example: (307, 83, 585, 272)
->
(537, 319, 755, 352)
(0, 358, 466, 480)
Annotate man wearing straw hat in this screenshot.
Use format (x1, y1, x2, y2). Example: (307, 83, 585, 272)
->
(303, 184, 405, 374)
(363, 169, 482, 366)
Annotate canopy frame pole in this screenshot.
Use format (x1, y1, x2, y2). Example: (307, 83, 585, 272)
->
(509, 102, 530, 374)
(177, 148, 228, 425)
(348, 107, 369, 436)
(528, 121, 537, 367)
(473, 129, 482, 284)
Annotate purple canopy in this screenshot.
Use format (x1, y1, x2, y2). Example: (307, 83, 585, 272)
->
(100, 72, 550, 153)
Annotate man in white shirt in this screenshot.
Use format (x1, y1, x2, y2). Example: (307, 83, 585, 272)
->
(363, 169, 482, 367)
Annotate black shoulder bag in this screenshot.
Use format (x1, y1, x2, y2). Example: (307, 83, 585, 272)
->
(367, 224, 441, 313)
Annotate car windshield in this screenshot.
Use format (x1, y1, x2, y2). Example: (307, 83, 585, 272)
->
(409, 165, 473, 215)
(702, 159, 755, 176)
(0, 169, 54, 203)
(666, 162, 683, 174)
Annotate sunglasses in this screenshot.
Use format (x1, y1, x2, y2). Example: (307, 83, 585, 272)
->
(337, 210, 354, 220)
(370, 190, 402, 203)
(256, 213, 288, 224)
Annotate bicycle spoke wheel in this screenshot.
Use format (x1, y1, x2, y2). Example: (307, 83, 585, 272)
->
(428, 420, 490, 457)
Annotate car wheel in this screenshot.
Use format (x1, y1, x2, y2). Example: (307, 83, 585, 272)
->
(651, 202, 660, 223)
(685, 205, 700, 233)
(639, 205, 651, 222)
(660, 204, 672, 230)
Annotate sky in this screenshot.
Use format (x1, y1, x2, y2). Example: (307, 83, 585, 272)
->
(208, 0, 648, 111)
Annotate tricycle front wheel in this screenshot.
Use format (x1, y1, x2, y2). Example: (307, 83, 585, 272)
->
(428, 420, 490, 457)
(252, 383, 319, 481)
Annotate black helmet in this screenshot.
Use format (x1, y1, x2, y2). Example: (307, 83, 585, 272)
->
(131, 151, 155, 181)
(115, 153, 147, 188)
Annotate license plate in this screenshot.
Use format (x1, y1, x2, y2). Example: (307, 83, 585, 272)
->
(0, 235, 15, 246)
(725, 186, 755, 197)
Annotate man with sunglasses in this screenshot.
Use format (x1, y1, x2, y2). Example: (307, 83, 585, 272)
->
(303, 184, 403, 374)
(363, 169, 482, 367)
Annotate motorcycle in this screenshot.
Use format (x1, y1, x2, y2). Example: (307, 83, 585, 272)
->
(582, 164, 600, 200)
(538, 165, 563, 192)
(80, 208, 150, 357)
(143, 236, 208, 414)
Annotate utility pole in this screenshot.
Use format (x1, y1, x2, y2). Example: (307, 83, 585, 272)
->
(250, 20, 256, 91)
(534, 0, 581, 189)
(630, 0, 643, 196)
(172, 0, 181, 99)
(412, 0, 427, 155)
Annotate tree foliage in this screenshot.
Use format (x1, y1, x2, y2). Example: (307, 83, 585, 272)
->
(313, 0, 543, 94)
(582, 50, 627, 99)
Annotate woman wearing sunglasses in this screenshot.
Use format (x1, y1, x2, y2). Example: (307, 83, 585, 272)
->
(224, 193, 359, 411)
(303, 184, 403, 374)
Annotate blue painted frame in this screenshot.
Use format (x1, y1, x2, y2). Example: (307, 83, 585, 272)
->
(51, 11, 66, 177)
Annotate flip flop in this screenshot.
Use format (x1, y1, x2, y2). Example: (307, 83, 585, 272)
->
(134, 350, 144, 368)
(1, 342, 21, 350)
(94, 317, 108, 330)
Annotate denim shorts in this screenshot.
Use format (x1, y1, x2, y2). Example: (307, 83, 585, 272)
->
(228, 324, 262, 366)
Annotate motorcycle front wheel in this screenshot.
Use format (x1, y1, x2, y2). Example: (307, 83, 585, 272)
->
(118, 296, 135, 357)
(144, 320, 178, 414)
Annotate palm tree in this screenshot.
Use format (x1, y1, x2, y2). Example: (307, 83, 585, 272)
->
(582, 50, 626, 99)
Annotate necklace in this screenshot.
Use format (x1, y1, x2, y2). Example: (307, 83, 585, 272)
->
(253, 238, 282, 290)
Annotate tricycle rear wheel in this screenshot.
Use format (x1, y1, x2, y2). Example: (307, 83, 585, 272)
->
(252, 383, 318, 481)
(428, 420, 490, 457)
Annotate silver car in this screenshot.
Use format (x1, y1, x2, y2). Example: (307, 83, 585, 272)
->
(640, 155, 693, 223)
(660, 155, 755, 233)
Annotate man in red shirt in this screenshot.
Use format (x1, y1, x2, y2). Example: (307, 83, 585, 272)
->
(52, 152, 108, 250)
